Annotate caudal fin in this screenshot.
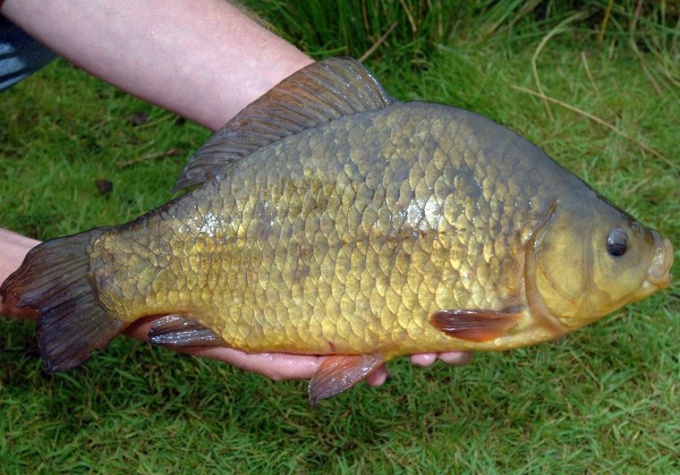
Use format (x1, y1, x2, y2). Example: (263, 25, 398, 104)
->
(0, 230, 124, 371)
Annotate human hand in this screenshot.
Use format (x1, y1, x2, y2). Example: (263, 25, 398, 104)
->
(180, 349, 473, 386)
(1, 297, 472, 386)
(123, 318, 472, 385)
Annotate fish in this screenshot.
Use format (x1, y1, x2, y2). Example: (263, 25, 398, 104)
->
(1, 58, 673, 404)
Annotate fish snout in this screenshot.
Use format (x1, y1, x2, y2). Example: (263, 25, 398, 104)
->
(645, 232, 674, 290)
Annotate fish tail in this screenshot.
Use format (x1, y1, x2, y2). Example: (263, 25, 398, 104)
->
(0, 229, 125, 371)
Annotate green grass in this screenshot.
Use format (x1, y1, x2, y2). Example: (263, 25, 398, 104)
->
(1, 1, 679, 473)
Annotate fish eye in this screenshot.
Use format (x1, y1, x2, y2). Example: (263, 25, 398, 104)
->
(606, 228, 629, 257)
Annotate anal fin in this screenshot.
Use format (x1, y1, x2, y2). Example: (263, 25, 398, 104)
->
(309, 354, 384, 405)
(430, 307, 523, 342)
(148, 314, 226, 347)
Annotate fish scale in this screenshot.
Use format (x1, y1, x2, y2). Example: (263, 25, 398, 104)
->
(0, 58, 672, 404)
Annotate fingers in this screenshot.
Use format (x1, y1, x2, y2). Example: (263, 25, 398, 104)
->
(162, 346, 391, 387)
(364, 365, 388, 387)
(178, 347, 323, 381)
(410, 353, 438, 366)
(123, 317, 323, 380)
(124, 318, 391, 385)
(124, 318, 471, 384)
(437, 351, 473, 366)
(369, 352, 473, 387)
(410, 351, 473, 367)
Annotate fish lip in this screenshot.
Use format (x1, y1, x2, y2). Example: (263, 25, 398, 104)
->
(644, 233, 674, 290)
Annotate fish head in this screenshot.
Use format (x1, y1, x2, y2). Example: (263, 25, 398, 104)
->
(529, 193, 674, 331)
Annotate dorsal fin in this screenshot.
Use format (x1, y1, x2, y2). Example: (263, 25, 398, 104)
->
(173, 57, 395, 191)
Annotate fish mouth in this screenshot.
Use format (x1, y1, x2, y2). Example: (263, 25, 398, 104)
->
(642, 232, 674, 292)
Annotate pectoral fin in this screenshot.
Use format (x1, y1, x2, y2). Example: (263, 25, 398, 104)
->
(148, 315, 226, 347)
(430, 307, 523, 342)
(309, 354, 384, 405)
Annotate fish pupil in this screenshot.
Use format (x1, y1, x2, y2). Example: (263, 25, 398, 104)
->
(606, 228, 629, 257)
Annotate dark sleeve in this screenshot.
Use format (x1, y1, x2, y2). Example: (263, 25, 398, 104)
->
(0, 16, 57, 91)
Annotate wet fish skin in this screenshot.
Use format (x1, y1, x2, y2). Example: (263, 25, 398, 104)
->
(0, 58, 673, 403)
(97, 103, 562, 353)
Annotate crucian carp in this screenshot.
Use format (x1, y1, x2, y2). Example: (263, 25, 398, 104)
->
(1, 58, 673, 404)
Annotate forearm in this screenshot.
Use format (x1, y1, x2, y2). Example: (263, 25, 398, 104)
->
(1, 0, 313, 130)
